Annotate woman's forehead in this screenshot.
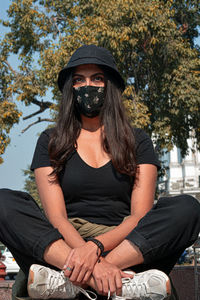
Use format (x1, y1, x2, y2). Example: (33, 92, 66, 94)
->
(73, 64, 103, 75)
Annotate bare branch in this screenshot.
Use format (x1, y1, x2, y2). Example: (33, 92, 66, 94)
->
(21, 117, 54, 134)
(23, 108, 45, 120)
(31, 98, 54, 108)
(49, 16, 61, 41)
(23, 98, 54, 120)
(3, 60, 18, 77)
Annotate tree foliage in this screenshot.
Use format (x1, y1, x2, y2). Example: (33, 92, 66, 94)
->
(0, 101, 21, 164)
(0, 0, 200, 163)
(23, 167, 41, 207)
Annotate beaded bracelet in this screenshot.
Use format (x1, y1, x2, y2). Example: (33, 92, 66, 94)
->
(87, 237, 104, 258)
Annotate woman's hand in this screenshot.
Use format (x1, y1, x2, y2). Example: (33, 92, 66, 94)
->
(63, 242, 99, 284)
(92, 258, 132, 296)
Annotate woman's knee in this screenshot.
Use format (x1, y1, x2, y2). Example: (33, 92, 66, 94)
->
(0, 188, 13, 204)
(174, 194, 199, 215)
(168, 194, 200, 228)
(0, 189, 27, 224)
(159, 194, 200, 226)
(0, 189, 13, 223)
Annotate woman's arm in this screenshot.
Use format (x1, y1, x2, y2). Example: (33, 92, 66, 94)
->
(94, 164, 157, 251)
(35, 166, 86, 248)
(35, 166, 101, 283)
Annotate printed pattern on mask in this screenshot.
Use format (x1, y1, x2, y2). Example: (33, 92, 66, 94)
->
(73, 86, 105, 118)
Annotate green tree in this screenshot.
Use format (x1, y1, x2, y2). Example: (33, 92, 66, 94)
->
(0, 101, 21, 164)
(171, 0, 200, 48)
(0, 0, 199, 163)
(23, 167, 41, 207)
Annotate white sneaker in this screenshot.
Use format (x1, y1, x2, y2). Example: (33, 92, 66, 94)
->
(27, 264, 97, 299)
(112, 269, 171, 300)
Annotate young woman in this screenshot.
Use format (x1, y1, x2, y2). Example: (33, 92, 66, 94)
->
(0, 45, 199, 300)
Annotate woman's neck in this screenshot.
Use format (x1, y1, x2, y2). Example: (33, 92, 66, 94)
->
(81, 115, 101, 132)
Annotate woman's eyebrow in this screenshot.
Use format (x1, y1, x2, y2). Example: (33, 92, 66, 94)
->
(73, 72, 104, 77)
(91, 72, 104, 76)
(73, 73, 83, 77)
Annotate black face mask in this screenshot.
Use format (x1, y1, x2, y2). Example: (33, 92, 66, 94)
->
(73, 86, 105, 118)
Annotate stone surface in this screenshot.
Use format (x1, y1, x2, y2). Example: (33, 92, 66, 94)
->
(170, 265, 200, 300)
(0, 281, 14, 300)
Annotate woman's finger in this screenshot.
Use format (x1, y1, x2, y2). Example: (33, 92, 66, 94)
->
(82, 270, 92, 283)
(69, 264, 82, 282)
(115, 273, 122, 296)
(102, 276, 109, 295)
(108, 276, 116, 296)
(63, 249, 75, 277)
(121, 270, 134, 278)
(95, 278, 103, 295)
(73, 266, 89, 283)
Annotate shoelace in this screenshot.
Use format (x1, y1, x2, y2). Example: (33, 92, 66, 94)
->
(122, 277, 144, 297)
(77, 286, 97, 300)
(44, 271, 97, 300)
(42, 272, 69, 296)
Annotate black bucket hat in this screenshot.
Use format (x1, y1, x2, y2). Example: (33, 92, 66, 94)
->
(58, 44, 125, 92)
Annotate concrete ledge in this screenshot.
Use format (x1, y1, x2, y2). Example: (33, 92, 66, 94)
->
(170, 265, 200, 300)
(0, 280, 14, 300)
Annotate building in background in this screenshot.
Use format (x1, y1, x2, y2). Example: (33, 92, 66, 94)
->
(158, 136, 200, 201)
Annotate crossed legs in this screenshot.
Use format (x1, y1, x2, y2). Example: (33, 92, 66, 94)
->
(0, 189, 200, 294)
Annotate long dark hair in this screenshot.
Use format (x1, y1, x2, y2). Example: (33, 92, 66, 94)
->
(48, 67, 137, 178)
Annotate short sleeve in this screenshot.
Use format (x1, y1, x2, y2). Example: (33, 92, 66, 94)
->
(134, 128, 160, 169)
(30, 128, 53, 171)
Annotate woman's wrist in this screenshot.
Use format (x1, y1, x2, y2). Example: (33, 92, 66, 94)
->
(86, 237, 104, 258)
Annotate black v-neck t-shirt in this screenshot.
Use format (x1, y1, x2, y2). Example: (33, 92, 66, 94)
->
(31, 128, 160, 226)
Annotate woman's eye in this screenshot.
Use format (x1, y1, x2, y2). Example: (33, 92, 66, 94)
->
(94, 76, 104, 82)
(73, 78, 83, 84)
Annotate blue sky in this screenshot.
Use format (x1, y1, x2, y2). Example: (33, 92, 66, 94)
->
(0, 0, 51, 190)
(0, 1, 200, 191)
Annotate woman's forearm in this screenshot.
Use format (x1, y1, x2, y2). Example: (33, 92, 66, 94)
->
(49, 215, 86, 248)
(95, 214, 141, 251)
